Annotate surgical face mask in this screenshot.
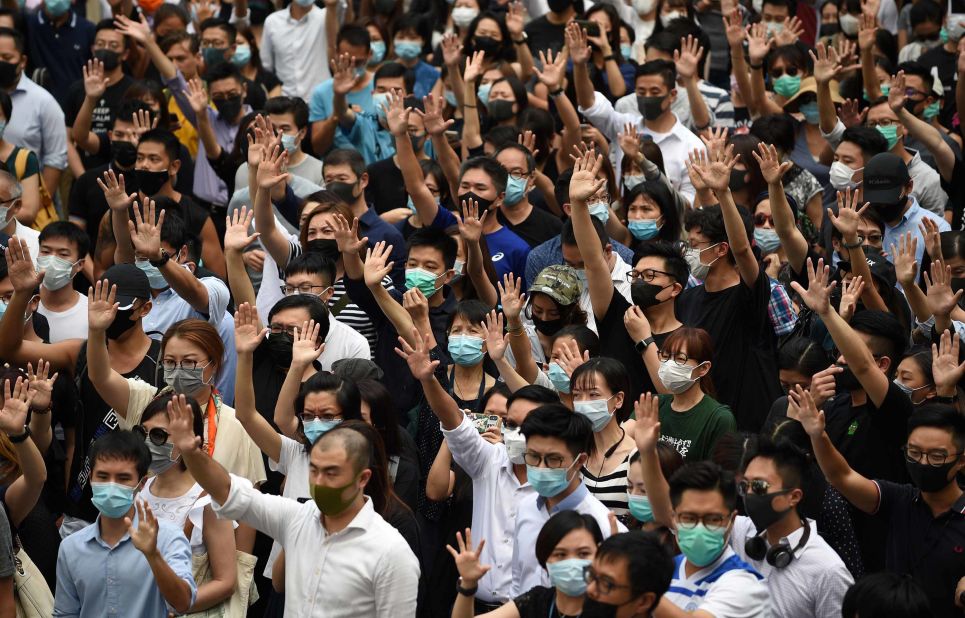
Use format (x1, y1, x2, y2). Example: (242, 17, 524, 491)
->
(660, 10, 685, 27)
(620, 43, 633, 59)
(135, 258, 169, 290)
(588, 201, 609, 224)
(477, 82, 492, 107)
(444, 89, 458, 107)
(394, 39, 422, 60)
(752, 0, 763, 12)
(163, 364, 210, 395)
(574, 396, 614, 432)
(447, 334, 485, 366)
(281, 132, 300, 155)
(948, 15, 965, 42)
(304, 418, 341, 443)
(547, 362, 571, 393)
(503, 427, 527, 464)
(36, 255, 78, 291)
(765, 21, 785, 37)
(452, 6, 479, 28)
(547, 558, 591, 596)
(676, 522, 728, 567)
(628, 218, 661, 240)
(922, 101, 940, 120)
(202, 46, 228, 70)
(632, 0, 655, 14)
(623, 174, 645, 191)
(371, 92, 390, 121)
(503, 174, 529, 206)
(753, 227, 781, 254)
(839, 13, 859, 36)
(877, 124, 900, 150)
(829, 161, 862, 190)
(405, 267, 444, 297)
(658, 360, 704, 394)
(798, 101, 820, 125)
(684, 243, 720, 280)
(91, 481, 136, 518)
(370, 41, 386, 64)
(526, 457, 581, 497)
(893, 379, 931, 401)
(146, 440, 180, 475)
(44, 0, 70, 17)
(628, 494, 654, 522)
(231, 44, 251, 67)
(293, 0, 315, 7)
(773, 74, 802, 98)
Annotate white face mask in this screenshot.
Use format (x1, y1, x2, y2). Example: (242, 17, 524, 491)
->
(660, 10, 686, 27)
(839, 13, 859, 36)
(451, 6, 479, 28)
(632, 0, 656, 15)
(658, 359, 706, 394)
(765, 21, 784, 36)
(752, 0, 763, 12)
(574, 396, 614, 432)
(684, 243, 720, 280)
(36, 255, 79, 291)
(503, 427, 526, 464)
(829, 161, 862, 190)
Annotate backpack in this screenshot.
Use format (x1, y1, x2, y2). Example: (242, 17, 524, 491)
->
(13, 148, 58, 231)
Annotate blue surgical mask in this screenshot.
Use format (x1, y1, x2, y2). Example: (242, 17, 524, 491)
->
(620, 44, 633, 60)
(371, 92, 390, 121)
(231, 44, 251, 67)
(394, 40, 422, 60)
(676, 522, 728, 567)
(574, 397, 614, 432)
(91, 481, 136, 518)
(588, 201, 609, 224)
(798, 101, 820, 125)
(547, 362, 571, 393)
(135, 258, 169, 290)
(281, 133, 299, 155)
(753, 227, 781, 254)
(447, 334, 485, 366)
(477, 82, 492, 107)
(44, 0, 70, 17)
(547, 558, 591, 596)
(628, 494, 654, 522)
(503, 175, 529, 206)
(623, 174, 645, 190)
(526, 458, 581, 498)
(370, 41, 386, 64)
(444, 89, 458, 107)
(304, 418, 341, 443)
(628, 218, 661, 240)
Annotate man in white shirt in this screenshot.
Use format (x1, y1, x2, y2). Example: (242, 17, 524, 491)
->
(36, 222, 89, 342)
(0, 171, 39, 258)
(260, 0, 336, 100)
(574, 58, 704, 205)
(169, 397, 420, 617)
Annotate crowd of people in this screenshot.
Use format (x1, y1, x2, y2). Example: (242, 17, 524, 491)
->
(0, 0, 960, 614)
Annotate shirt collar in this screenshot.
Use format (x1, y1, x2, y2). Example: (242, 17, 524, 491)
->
(538, 482, 589, 513)
(343, 495, 377, 532)
(610, 254, 631, 282)
(88, 513, 134, 548)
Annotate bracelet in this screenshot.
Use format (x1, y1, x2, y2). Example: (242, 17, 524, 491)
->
(603, 54, 616, 61)
(842, 239, 863, 249)
(8, 426, 30, 444)
(463, 104, 477, 108)
(549, 88, 564, 97)
(512, 38, 526, 45)
(31, 406, 51, 415)
(936, 395, 959, 404)
(749, 62, 763, 70)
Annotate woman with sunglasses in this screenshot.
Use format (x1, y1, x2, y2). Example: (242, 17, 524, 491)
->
(134, 393, 244, 614)
(448, 510, 604, 618)
(652, 327, 736, 463)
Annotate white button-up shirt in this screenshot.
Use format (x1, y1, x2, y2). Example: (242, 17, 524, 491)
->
(442, 416, 534, 604)
(319, 318, 371, 370)
(579, 91, 704, 205)
(213, 474, 420, 618)
(511, 483, 626, 596)
(260, 4, 332, 101)
(731, 516, 853, 618)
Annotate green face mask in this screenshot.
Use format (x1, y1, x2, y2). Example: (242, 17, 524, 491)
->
(923, 101, 941, 120)
(310, 475, 362, 517)
(876, 124, 900, 149)
(676, 522, 728, 567)
(405, 267, 444, 297)
(773, 74, 802, 98)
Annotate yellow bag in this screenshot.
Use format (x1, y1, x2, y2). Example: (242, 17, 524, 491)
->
(13, 148, 58, 231)
(12, 546, 54, 618)
(184, 550, 258, 618)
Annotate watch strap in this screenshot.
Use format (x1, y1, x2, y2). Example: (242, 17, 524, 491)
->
(8, 426, 30, 444)
(149, 249, 171, 268)
(635, 336, 655, 354)
(456, 577, 478, 597)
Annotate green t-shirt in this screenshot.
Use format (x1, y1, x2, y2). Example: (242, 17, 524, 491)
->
(657, 394, 736, 463)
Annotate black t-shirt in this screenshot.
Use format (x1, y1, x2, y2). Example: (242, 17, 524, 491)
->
(65, 75, 135, 168)
(917, 45, 958, 128)
(675, 269, 782, 430)
(943, 156, 965, 229)
(365, 157, 406, 214)
(66, 339, 162, 522)
(497, 206, 563, 248)
(68, 163, 111, 253)
(525, 16, 566, 56)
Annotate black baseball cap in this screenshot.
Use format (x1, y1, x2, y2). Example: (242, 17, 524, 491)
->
(862, 152, 911, 205)
(99, 264, 151, 308)
(838, 246, 896, 290)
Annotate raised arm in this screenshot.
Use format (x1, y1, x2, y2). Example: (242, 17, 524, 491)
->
(232, 303, 282, 463)
(893, 232, 931, 323)
(675, 36, 710, 131)
(724, 9, 755, 118)
(25, 360, 56, 454)
(115, 14, 177, 82)
(253, 143, 294, 266)
(455, 198, 498, 307)
(461, 51, 485, 154)
(71, 60, 108, 154)
(169, 393, 231, 505)
(858, 14, 881, 102)
(826, 188, 888, 310)
(126, 500, 194, 614)
(395, 328, 463, 429)
(624, 307, 669, 394)
(363, 242, 417, 345)
(568, 22, 596, 112)
(568, 149, 615, 321)
(86, 280, 133, 415)
(420, 94, 461, 202)
(96, 169, 137, 265)
(273, 320, 324, 438)
(0, 378, 45, 528)
(331, 52, 360, 130)
(890, 71, 955, 182)
(499, 274, 539, 384)
(440, 34, 466, 110)
(746, 23, 782, 117)
(186, 78, 222, 161)
(391, 94, 441, 226)
(483, 310, 532, 392)
(534, 49, 580, 168)
(332, 214, 369, 282)
(505, 2, 535, 82)
(811, 42, 845, 136)
(924, 260, 963, 337)
(633, 393, 674, 527)
(223, 206, 260, 316)
(753, 143, 809, 272)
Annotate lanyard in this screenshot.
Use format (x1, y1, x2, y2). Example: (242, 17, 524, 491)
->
(205, 392, 220, 457)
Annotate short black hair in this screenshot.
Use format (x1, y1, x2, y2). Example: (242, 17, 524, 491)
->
(449, 299, 491, 331)
(561, 215, 607, 250)
(268, 294, 332, 342)
(743, 436, 810, 491)
(494, 143, 536, 174)
(535, 511, 603, 567)
(668, 461, 738, 511)
(459, 156, 509, 194)
(89, 430, 152, 479)
(406, 226, 458, 270)
(643, 31, 678, 56)
(907, 404, 965, 452)
(749, 114, 797, 154)
(635, 59, 676, 91)
(896, 61, 934, 94)
(324, 148, 367, 181)
(205, 61, 244, 86)
(114, 99, 152, 127)
(265, 96, 309, 130)
(632, 240, 690, 284)
(484, 125, 521, 150)
(393, 11, 429, 42)
(95, 19, 128, 49)
(595, 531, 674, 603)
(373, 62, 415, 94)
(0, 27, 25, 54)
(285, 252, 337, 286)
(840, 126, 889, 161)
(778, 336, 830, 375)
(199, 17, 236, 43)
(142, 392, 205, 441)
(153, 202, 188, 250)
(841, 572, 932, 618)
(158, 31, 200, 55)
(520, 403, 593, 458)
(337, 23, 371, 48)
(909, 0, 943, 26)
(39, 221, 91, 258)
(552, 325, 600, 358)
(138, 129, 181, 164)
(505, 385, 560, 411)
(849, 309, 907, 364)
(313, 423, 372, 474)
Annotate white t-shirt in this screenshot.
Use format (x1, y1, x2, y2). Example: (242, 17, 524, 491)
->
(319, 318, 371, 371)
(38, 293, 88, 342)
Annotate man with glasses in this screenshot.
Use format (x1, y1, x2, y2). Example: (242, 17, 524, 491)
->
(493, 143, 563, 247)
(0, 171, 38, 259)
(512, 403, 626, 596)
(582, 531, 674, 616)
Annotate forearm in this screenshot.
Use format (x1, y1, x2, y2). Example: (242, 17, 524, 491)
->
(324, 3, 338, 62)
(144, 551, 193, 614)
(446, 66, 466, 110)
(465, 240, 497, 306)
(235, 352, 281, 462)
(425, 441, 453, 501)
(533, 170, 562, 216)
(145, 37, 177, 83)
(904, 282, 932, 323)
(492, 356, 533, 392)
(182, 449, 231, 505)
(252, 186, 290, 265)
(195, 111, 222, 160)
(226, 249, 257, 312)
(573, 61, 595, 111)
(730, 48, 755, 117)
(273, 362, 307, 439)
(342, 248, 364, 281)
(958, 69, 965, 143)
(111, 209, 135, 265)
(820, 307, 877, 372)
(158, 262, 209, 313)
(817, 79, 838, 135)
(506, 324, 539, 384)
(717, 188, 757, 281)
(71, 97, 99, 153)
(28, 409, 52, 454)
(861, 46, 880, 102)
(370, 285, 416, 344)
(684, 76, 710, 130)
(450, 590, 475, 618)
(431, 132, 462, 198)
(310, 118, 337, 156)
(41, 167, 62, 195)
(603, 58, 626, 98)
(896, 108, 954, 181)
(421, 374, 463, 429)
(843, 242, 888, 311)
(461, 84, 482, 151)
(0, 291, 29, 358)
(641, 346, 669, 394)
(769, 183, 809, 271)
(332, 92, 355, 130)
(640, 447, 673, 527)
(514, 41, 535, 81)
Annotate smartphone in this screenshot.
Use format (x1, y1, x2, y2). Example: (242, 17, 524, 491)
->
(574, 19, 601, 37)
(471, 413, 501, 433)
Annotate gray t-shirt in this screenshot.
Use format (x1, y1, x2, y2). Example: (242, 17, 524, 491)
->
(233, 152, 325, 195)
(0, 506, 15, 578)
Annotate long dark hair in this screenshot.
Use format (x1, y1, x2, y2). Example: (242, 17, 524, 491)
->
(356, 379, 401, 457)
(339, 420, 410, 520)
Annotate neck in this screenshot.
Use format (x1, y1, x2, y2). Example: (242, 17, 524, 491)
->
(454, 361, 483, 382)
(320, 496, 364, 533)
(703, 263, 740, 292)
(593, 418, 624, 454)
(289, 2, 312, 19)
(671, 385, 704, 410)
(399, 57, 419, 68)
(241, 64, 256, 79)
(40, 285, 78, 309)
(150, 466, 192, 493)
(923, 480, 964, 515)
(99, 509, 134, 545)
(288, 149, 306, 166)
(645, 111, 675, 133)
(500, 199, 532, 223)
(554, 590, 584, 615)
(849, 388, 867, 406)
(643, 298, 679, 332)
(545, 477, 580, 510)
(765, 511, 803, 546)
(513, 462, 527, 484)
(350, 199, 367, 218)
(547, 6, 575, 23)
(105, 68, 124, 87)
(193, 386, 213, 405)
(944, 40, 957, 53)
(481, 209, 501, 233)
(427, 288, 446, 307)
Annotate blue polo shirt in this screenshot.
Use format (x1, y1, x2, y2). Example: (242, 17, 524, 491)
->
(307, 77, 376, 153)
(411, 60, 441, 99)
(431, 207, 530, 286)
(27, 10, 95, 103)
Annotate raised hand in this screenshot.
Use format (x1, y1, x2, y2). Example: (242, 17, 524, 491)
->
(773, 15, 804, 46)
(402, 288, 430, 325)
(0, 378, 31, 436)
(331, 52, 359, 96)
(126, 500, 159, 556)
(888, 70, 907, 114)
(919, 216, 942, 262)
(234, 303, 267, 354)
(565, 21, 591, 65)
(128, 198, 165, 260)
(674, 35, 704, 81)
(534, 48, 568, 92)
(752, 142, 792, 185)
(617, 122, 642, 162)
(224, 206, 260, 253)
(924, 260, 963, 319)
(455, 198, 486, 244)
(83, 59, 107, 99)
(482, 310, 508, 361)
(445, 529, 491, 586)
(723, 8, 746, 48)
(687, 149, 710, 192)
(394, 328, 440, 381)
(699, 126, 728, 161)
(568, 147, 606, 203)
(891, 232, 918, 288)
(87, 280, 119, 332)
(194, 0, 217, 22)
(632, 392, 661, 453)
(463, 50, 486, 84)
(691, 143, 739, 193)
(185, 78, 209, 115)
(331, 214, 369, 255)
(839, 98, 868, 128)
(505, 1, 526, 37)
(113, 14, 152, 45)
(497, 273, 526, 322)
(363, 241, 395, 288)
(385, 92, 411, 137)
(838, 275, 865, 322)
(132, 108, 157, 138)
(440, 33, 464, 68)
(933, 330, 965, 396)
(556, 338, 589, 376)
(96, 169, 136, 211)
(518, 130, 539, 159)
(292, 320, 324, 367)
(4, 237, 41, 293)
(809, 42, 845, 85)
(857, 12, 878, 51)
(827, 187, 869, 239)
(788, 385, 825, 438)
(417, 94, 454, 136)
(834, 36, 857, 68)
(746, 21, 773, 66)
(789, 258, 837, 317)
(256, 144, 290, 190)
(167, 393, 203, 454)
(809, 365, 842, 409)
(26, 360, 57, 412)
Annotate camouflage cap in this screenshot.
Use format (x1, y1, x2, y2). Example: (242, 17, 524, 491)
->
(530, 265, 582, 306)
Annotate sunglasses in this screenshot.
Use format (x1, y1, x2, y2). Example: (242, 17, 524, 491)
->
(133, 425, 171, 447)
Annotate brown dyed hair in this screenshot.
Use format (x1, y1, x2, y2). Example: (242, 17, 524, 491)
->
(660, 327, 717, 398)
(161, 319, 225, 374)
(298, 190, 354, 248)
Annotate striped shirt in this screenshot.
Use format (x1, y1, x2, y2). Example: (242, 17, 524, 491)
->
(580, 450, 634, 517)
(664, 548, 769, 617)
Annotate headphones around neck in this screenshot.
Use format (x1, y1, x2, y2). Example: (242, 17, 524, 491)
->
(744, 517, 810, 569)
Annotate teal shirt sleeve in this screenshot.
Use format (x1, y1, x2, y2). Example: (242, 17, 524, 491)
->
(308, 80, 334, 122)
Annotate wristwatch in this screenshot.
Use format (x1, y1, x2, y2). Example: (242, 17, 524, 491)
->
(149, 249, 171, 268)
(456, 577, 478, 597)
(512, 32, 527, 44)
(8, 426, 30, 444)
(842, 239, 863, 249)
(635, 336, 655, 354)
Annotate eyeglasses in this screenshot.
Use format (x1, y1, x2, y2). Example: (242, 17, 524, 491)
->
(737, 479, 789, 497)
(161, 359, 210, 371)
(902, 446, 962, 467)
(507, 170, 531, 181)
(211, 92, 242, 102)
(281, 284, 332, 296)
(857, 233, 883, 244)
(865, 118, 897, 128)
(626, 269, 673, 283)
(674, 512, 730, 531)
(771, 66, 800, 79)
(657, 350, 693, 365)
(904, 88, 929, 99)
(523, 451, 569, 468)
(583, 566, 632, 595)
(133, 425, 171, 446)
(754, 213, 774, 227)
(299, 412, 342, 422)
(269, 324, 300, 337)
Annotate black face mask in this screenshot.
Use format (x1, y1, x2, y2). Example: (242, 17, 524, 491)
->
(871, 195, 908, 223)
(473, 36, 501, 56)
(487, 99, 515, 122)
(636, 94, 666, 120)
(327, 181, 359, 205)
(952, 277, 965, 298)
(729, 169, 748, 192)
(93, 49, 122, 71)
(106, 308, 138, 340)
(547, 0, 572, 13)
(0, 60, 18, 89)
(821, 23, 841, 35)
(215, 94, 243, 122)
(630, 281, 669, 309)
(743, 490, 793, 530)
(111, 140, 137, 168)
(532, 314, 564, 336)
(135, 168, 170, 196)
(905, 459, 957, 493)
(835, 363, 862, 392)
(579, 598, 619, 618)
(267, 332, 294, 367)
(305, 238, 341, 263)
(457, 191, 494, 212)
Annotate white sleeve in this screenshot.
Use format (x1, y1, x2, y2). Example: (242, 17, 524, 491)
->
(260, 21, 275, 73)
(442, 415, 503, 479)
(579, 91, 642, 144)
(820, 118, 846, 149)
(814, 561, 854, 618)
(269, 435, 303, 475)
(210, 474, 306, 543)
(200, 277, 230, 325)
(699, 571, 769, 618)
